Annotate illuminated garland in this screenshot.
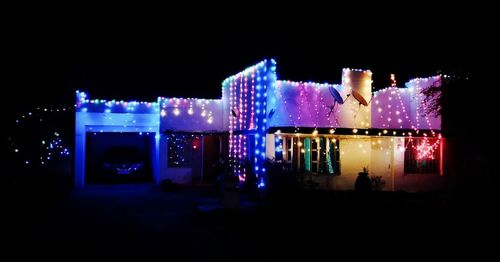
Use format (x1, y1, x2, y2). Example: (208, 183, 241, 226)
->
(9, 106, 72, 166)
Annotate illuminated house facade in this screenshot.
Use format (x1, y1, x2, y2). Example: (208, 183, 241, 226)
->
(75, 59, 444, 191)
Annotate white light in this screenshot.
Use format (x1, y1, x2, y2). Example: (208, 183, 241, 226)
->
(14, 149, 19, 153)
(173, 108, 180, 116)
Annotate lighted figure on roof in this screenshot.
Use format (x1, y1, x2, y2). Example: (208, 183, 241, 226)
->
(391, 73, 397, 87)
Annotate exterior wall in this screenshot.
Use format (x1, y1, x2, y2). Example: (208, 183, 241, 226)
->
(267, 69, 372, 129)
(265, 134, 275, 160)
(372, 76, 441, 130)
(370, 137, 396, 191)
(159, 98, 225, 132)
(332, 137, 372, 190)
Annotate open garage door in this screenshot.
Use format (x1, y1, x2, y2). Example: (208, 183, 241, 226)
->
(85, 132, 154, 184)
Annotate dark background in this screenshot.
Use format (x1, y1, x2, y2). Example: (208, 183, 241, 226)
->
(3, 6, 475, 116)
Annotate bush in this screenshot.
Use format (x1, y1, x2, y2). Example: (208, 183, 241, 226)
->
(264, 159, 301, 204)
(159, 179, 178, 192)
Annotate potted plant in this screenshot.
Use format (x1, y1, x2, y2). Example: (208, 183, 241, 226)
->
(354, 167, 372, 192)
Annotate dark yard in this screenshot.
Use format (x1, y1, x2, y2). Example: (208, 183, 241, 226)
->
(4, 181, 497, 260)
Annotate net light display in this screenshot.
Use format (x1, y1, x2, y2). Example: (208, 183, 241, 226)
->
(222, 59, 276, 187)
(9, 106, 72, 167)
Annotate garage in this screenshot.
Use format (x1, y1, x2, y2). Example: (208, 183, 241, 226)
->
(85, 132, 155, 184)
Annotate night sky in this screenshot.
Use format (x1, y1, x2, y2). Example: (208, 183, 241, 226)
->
(4, 9, 473, 120)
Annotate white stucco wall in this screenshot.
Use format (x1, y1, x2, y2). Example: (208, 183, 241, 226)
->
(160, 98, 225, 132)
(333, 137, 372, 190)
(267, 69, 372, 129)
(372, 76, 441, 130)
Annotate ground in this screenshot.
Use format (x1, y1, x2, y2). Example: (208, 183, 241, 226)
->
(4, 182, 498, 260)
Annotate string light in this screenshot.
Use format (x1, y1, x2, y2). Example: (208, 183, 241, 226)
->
(63, 62, 444, 188)
(223, 59, 274, 185)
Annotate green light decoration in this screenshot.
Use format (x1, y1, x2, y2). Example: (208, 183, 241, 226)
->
(327, 140, 334, 174)
(304, 138, 311, 172)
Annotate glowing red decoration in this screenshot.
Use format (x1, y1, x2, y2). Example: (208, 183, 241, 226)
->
(412, 134, 441, 160)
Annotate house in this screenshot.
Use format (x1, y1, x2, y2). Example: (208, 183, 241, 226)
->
(75, 59, 444, 191)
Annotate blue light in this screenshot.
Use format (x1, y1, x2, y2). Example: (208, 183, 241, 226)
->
(105, 109, 111, 113)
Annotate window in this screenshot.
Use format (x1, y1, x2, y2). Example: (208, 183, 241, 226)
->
(280, 135, 340, 175)
(167, 135, 197, 167)
(404, 137, 440, 174)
